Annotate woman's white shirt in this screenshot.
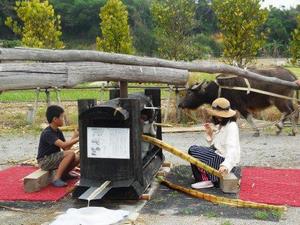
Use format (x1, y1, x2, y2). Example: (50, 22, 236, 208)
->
(209, 122, 240, 172)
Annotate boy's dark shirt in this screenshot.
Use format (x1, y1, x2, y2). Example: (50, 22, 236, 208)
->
(37, 126, 65, 159)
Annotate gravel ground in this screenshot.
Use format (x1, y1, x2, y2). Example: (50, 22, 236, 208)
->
(0, 130, 299, 225)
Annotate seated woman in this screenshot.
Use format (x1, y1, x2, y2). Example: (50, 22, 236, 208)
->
(188, 97, 240, 189)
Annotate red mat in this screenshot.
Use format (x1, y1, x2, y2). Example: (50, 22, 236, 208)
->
(240, 167, 300, 207)
(0, 166, 78, 202)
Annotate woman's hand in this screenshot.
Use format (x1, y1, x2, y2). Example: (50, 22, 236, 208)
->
(204, 123, 213, 138)
(218, 165, 228, 176)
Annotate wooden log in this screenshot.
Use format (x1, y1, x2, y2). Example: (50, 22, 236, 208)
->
(139, 194, 151, 201)
(159, 177, 287, 211)
(0, 62, 189, 91)
(219, 172, 240, 194)
(162, 162, 172, 168)
(23, 169, 54, 193)
(0, 47, 298, 89)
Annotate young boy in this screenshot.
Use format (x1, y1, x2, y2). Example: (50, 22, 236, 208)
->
(37, 105, 79, 187)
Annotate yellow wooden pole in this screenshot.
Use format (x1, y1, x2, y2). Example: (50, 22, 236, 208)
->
(142, 135, 221, 177)
(159, 177, 287, 211)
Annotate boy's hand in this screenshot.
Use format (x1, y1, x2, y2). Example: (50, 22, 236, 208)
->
(219, 166, 228, 176)
(73, 129, 79, 138)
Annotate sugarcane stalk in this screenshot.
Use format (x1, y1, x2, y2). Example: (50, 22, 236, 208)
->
(142, 135, 221, 178)
(158, 177, 287, 211)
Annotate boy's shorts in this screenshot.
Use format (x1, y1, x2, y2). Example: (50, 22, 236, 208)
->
(37, 151, 64, 171)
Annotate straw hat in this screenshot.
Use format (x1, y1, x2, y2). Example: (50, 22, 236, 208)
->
(207, 98, 236, 118)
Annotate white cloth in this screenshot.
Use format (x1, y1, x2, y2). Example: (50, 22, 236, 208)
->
(50, 207, 129, 225)
(208, 122, 240, 172)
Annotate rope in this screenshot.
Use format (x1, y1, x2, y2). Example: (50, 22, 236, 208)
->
(181, 106, 300, 131)
(218, 85, 300, 102)
(215, 75, 300, 102)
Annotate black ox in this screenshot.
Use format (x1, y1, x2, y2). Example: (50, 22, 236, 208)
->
(178, 66, 298, 136)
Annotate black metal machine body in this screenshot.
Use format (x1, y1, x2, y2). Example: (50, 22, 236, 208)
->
(73, 88, 164, 200)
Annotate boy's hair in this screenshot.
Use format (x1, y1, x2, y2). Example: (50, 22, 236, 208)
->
(46, 105, 64, 123)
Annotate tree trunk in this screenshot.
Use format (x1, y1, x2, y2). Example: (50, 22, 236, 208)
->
(0, 47, 298, 89)
(0, 62, 188, 91)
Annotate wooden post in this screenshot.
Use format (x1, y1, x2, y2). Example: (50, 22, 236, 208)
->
(99, 83, 105, 103)
(175, 87, 182, 122)
(163, 86, 173, 123)
(27, 87, 40, 124)
(120, 81, 128, 98)
(45, 89, 51, 107)
(55, 87, 69, 126)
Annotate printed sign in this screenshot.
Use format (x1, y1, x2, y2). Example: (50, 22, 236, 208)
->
(87, 127, 130, 159)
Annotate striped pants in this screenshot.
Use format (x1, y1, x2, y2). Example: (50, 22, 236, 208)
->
(188, 145, 225, 183)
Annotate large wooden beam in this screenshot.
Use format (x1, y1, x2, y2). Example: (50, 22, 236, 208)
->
(0, 47, 298, 89)
(0, 62, 188, 91)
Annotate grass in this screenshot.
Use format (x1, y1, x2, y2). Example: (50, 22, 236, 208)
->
(0, 89, 106, 102)
(285, 66, 300, 78)
(0, 103, 79, 135)
(271, 209, 284, 220)
(180, 207, 194, 215)
(254, 210, 269, 220)
(0, 84, 171, 102)
(220, 221, 233, 225)
(187, 72, 216, 86)
(205, 211, 218, 218)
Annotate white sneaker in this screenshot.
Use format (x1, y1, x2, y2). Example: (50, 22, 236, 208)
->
(191, 181, 214, 189)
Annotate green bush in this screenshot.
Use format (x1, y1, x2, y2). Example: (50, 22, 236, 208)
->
(0, 39, 22, 48)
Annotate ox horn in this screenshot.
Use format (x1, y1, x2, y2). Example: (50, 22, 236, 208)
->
(200, 80, 209, 92)
(191, 82, 201, 90)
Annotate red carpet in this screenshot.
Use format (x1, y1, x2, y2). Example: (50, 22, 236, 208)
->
(0, 166, 78, 202)
(240, 167, 300, 207)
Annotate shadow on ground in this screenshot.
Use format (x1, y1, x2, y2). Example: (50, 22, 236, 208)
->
(141, 165, 281, 222)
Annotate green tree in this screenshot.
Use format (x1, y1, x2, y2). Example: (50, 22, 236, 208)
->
(96, 0, 134, 54)
(263, 6, 298, 57)
(0, 0, 15, 39)
(5, 0, 64, 49)
(195, 0, 219, 34)
(290, 15, 300, 65)
(49, 0, 105, 41)
(151, 0, 197, 60)
(212, 0, 268, 67)
(124, 0, 157, 56)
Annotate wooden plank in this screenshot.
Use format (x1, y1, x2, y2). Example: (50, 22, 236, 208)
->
(0, 62, 188, 91)
(0, 47, 298, 89)
(162, 162, 172, 168)
(23, 169, 53, 193)
(220, 173, 240, 194)
(162, 126, 205, 133)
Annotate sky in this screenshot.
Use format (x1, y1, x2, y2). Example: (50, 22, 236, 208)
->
(261, 0, 300, 9)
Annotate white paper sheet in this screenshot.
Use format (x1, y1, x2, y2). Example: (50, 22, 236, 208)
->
(87, 127, 130, 159)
